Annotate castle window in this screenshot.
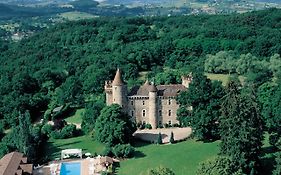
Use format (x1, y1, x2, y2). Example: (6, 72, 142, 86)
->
(131, 100, 134, 106)
(142, 101, 145, 105)
(158, 121, 162, 127)
(131, 110, 134, 117)
(168, 99, 171, 105)
(142, 109, 146, 117)
(168, 120, 172, 125)
(159, 110, 162, 117)
(168, 110, 172, 116)
(158, 99, 161, 105)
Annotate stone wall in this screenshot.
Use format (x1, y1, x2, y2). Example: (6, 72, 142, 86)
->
(128, 96, 179, 127)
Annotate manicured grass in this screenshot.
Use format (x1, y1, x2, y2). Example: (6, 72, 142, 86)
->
(44, 135, 105, 160)
(65, 109, 84, 124)
(118, 139, 220, 175)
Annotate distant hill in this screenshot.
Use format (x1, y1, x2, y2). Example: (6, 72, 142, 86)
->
(257, 0, 281, 3)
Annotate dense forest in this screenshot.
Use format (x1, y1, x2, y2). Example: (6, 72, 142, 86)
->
(0, 8, 281, 126)
(0, 8, 281, 173)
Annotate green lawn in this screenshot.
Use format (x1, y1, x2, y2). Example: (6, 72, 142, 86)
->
(118, 140, 220, 175)
(205, 73, 245, 86)
(65, 108, 84, 124)
(44, 135, 105, 160)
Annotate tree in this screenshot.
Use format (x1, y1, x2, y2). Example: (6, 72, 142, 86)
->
(95, 104, 136, 146)
(53, 76, 84, 107)
(18, 111, 32, 156)
(157, 132, 163, 144)
(147, 166, 175, 175)
(169, 132, 174, 144)
(220, 80, 263, 174)
(204, 51, 237, 74)
(81, 99, 105, 133)
(176, 106, 191, 127)
(273, 152, 281, 175)
(111, 144, 135, 158)
(177, 73, 225, 141)
(197, 156, 244, 175)
(257, 82, 277, 130)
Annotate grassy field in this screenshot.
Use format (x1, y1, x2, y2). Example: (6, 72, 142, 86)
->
(118, 139, 220, 175)
(65, 108, 84, 124)
(59, 12, 97, 21)
(205, 73, 245, 86)
(44, 135, 105, 160)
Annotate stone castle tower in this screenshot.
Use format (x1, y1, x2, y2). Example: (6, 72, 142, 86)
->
(104, 69, 127, 108)
(105, 69, 192, 129)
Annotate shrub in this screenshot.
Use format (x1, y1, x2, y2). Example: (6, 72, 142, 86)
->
(172, 123, 179, 127)
(50, 130, 61, 139)
(137, 122, 145, 129)
(145, 124, 152, 129)
(158, 124, 163, 128)
(147, 166, 175, 175)
(60, 124, 77, 138)
(41, 124, 53, 136)
(112, 144, 135, 158)
(101, 146, 113, 157)
(50, 124, 77, 139)
(43, 109, 52, 121)
(164, 123, 169, 128)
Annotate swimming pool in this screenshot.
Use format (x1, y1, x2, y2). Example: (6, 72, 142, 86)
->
(60, 162, 81, 175)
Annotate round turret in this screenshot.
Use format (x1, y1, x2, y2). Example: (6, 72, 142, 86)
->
(112, 69, 127, 108)
(148, 83, 158, 129)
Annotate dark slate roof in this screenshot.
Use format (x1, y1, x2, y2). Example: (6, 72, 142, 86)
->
(128, 84, 186, 97)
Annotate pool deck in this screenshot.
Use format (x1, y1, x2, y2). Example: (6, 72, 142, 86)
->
(33, 158, 108, 175)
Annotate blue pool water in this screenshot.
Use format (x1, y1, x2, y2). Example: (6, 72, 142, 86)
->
(60, 162, 81, 175)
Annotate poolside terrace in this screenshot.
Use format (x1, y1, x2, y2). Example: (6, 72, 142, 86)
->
(33, 156, 114, 175)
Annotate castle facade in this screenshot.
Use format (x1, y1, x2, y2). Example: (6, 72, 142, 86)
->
(104, 69, 192, 129)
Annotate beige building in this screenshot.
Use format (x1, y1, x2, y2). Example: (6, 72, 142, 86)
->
(104, 69, 192, 129)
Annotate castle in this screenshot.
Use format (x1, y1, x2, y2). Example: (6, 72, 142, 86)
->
(104, 69, 192, 129)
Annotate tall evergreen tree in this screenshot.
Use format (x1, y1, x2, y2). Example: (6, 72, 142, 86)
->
(177, 72, 225, 141)
(18, 111, 32, 156)
(220, 80, 263, 174)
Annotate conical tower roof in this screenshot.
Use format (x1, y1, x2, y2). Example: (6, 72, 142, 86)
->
(112, 69, 124, 86)
(148, 82, 158, 92)
(143, 79, 150, 86)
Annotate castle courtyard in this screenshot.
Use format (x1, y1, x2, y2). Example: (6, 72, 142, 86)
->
(133, 127, 192, 143)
